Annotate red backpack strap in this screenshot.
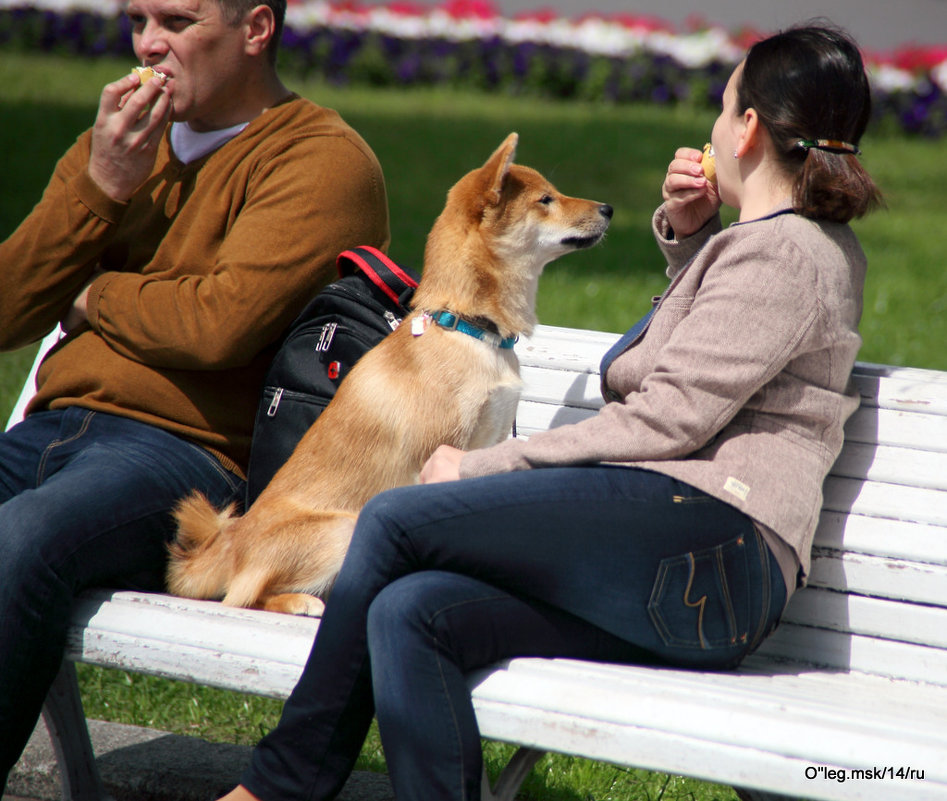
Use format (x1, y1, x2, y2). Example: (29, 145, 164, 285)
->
(336, 246, 419, 306)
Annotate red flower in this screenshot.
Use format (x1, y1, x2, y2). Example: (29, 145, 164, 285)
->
(892, 45, 947, 73)
(440, 0, 499, 21)
(386, 1, 428, 15)
(512, 8, 559, 24)
(607, 13, 674, 34)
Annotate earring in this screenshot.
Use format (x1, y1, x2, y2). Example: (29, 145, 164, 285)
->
(732, 150, 740, 159)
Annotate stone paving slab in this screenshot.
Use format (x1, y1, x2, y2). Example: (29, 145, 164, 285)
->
(6, 718, 394, 801)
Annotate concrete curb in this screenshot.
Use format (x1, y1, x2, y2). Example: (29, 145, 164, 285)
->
(7, 718, 395, 801)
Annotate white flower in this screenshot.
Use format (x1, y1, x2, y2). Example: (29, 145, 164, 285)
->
(932, 60, 947, 92)
(869, 63, 920, 93)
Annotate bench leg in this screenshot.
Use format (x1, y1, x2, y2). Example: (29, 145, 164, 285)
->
(481, 747, 544, 801)
(41, 660, 113, 801)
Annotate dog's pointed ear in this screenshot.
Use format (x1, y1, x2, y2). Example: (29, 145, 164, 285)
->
(481, 132, 519, 206)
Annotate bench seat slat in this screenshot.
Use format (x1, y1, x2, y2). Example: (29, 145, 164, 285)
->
(470, 658, 947, 798)
(72, 592, 316, 663)
(483, 655, 947, 742)
(67, 592, 315, 698)
(67, 589, 947, 699)
(475, 700, 940, 801)
(71, 629, 305, 698)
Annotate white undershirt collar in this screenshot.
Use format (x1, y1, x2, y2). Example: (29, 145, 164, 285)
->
(170, 120, 250, 165)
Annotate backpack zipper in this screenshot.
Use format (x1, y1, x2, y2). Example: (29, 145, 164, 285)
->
(316, 322, 338, 352)
(384, 310, 401, 330)
(266, 387, 284, 417)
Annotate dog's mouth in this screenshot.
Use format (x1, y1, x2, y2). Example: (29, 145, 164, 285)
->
(561, 232, 605, 249)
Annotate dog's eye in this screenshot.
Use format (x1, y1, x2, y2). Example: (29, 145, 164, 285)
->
(538, 194, 555, 205)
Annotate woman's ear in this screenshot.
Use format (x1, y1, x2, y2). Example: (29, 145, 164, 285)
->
(735, 107, 760, 159)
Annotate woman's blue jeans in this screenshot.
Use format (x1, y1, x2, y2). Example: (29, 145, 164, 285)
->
(242, 464, 786, 801)
(0, 408, 244, 790)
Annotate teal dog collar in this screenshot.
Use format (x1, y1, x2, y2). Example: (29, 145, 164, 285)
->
(430, 311, 517, 349)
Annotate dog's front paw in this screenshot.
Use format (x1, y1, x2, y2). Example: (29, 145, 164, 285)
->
(262, 592, 326, 617)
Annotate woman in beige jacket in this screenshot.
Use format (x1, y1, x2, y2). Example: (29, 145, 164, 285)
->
(222, 24, 883, 801)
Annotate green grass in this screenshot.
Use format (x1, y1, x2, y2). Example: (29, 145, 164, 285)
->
(76, 664, 742, 800)
(3, 48, 944, 799)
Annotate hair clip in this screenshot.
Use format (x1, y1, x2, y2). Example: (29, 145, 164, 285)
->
(795, 139, 861, 156)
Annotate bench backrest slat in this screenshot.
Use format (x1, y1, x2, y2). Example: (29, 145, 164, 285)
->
(852, 363, 947, 416)
(833, 442, 947, 491)
(822, 476, 947, 526)
(756, 622, 947, 685)
(783, 587, 947, 648)
(807, 548, 947, 606)
(844, 405, 947, 453)
(815, 510, 947, 564)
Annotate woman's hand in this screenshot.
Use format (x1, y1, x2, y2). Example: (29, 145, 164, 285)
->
(662, 147, 721, 238)
(420, 445, 466, 484)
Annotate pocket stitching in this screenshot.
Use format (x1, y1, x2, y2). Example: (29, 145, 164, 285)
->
(647, 536, 748, 651)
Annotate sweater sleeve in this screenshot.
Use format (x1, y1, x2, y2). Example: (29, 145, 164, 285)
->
(652, 203, 722, 273)
(0, 131, 126, 350)
(460, 227, 820, 479)
(82, 132, 389, 370)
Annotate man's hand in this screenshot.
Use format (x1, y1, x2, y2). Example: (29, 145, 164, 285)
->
(88, 72, 172, 202)
(420, 445, 466, 484)
(62, 270, 104, 332)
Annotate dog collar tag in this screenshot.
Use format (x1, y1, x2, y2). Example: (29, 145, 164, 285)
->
(411, 313, 432, 337)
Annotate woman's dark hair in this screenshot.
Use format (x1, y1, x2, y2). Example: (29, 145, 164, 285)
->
(738, 23, 883, 223)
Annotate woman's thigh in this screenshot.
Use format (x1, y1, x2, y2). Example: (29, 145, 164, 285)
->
(356, 465, 784, 668)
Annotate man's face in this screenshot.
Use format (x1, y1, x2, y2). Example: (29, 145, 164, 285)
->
(126, 0, 252, 131)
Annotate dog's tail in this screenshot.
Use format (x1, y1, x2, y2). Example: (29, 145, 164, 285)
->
(167, 492, 238, 600)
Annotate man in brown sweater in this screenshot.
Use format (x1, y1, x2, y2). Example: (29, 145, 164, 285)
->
(0, 0, 389, 787)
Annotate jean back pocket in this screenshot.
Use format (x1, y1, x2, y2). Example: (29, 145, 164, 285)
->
(647, 535, 750, 651)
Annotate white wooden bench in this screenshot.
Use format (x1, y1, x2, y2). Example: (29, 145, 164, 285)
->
(7, 324, 947, 801)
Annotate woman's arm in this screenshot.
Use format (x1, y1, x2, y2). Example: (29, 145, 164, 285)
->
(461, 229, 818, 478)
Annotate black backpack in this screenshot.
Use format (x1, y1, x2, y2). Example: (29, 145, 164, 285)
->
(245, 246, 420, 506)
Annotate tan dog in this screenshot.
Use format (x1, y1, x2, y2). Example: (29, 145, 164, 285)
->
(167, 133, 612, 616)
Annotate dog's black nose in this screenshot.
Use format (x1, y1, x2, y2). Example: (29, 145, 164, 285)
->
(599, 204, 614, 219)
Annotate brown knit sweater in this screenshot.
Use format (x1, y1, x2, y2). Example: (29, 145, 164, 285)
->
(0, 95, 390, 475)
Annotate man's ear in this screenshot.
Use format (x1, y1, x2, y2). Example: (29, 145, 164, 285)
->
(244, 5, 277, 57)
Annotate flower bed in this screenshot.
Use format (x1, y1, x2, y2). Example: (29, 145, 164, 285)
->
(2, 0, 944, 136)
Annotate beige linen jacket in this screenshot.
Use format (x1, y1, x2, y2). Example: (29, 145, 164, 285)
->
(460, 203, 867, 588)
